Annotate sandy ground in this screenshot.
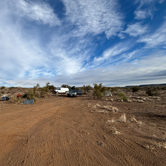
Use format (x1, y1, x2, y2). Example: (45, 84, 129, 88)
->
(0, 94, 166, 166)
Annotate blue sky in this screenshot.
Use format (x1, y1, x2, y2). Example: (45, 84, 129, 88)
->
(0, 0, 166, 87)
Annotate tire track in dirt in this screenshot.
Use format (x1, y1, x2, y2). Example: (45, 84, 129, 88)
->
(0, 97, 166, 166)
(82, 105, 166, 166)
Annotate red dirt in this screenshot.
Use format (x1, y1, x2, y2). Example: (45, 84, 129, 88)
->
(0, 95, 166, 166)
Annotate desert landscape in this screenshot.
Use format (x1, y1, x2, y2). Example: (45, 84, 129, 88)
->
(0, 86, 166, 166)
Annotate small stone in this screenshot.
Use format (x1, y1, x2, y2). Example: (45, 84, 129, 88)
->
(97, 141, 104, 146)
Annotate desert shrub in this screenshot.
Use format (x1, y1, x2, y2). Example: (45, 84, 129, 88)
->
(61, 84, 71, 89)
(161, 86, 166, 90)
(93, 83, 107, 99)
(1, 91, 5, 94)
(82, 85, 92, 94)
(131, 86, 140, 93)
(12, 96, 23, 104)
(48, 85, 55, 90)
(23, 90, 37, 102)
(40, 86, 49, 92)
(111, 87, 118, 92)
(117, 92, 129, 101)
(9, 87, 15, 90)
(40, 92, 46, 98)
(146, 87, 159, 96)
(39, 83, 51, 93)
(1, 86, 5, 90)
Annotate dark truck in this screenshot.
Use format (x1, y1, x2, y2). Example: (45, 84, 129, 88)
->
(67, 86, 82, 97)
(1, 96, 10, 101)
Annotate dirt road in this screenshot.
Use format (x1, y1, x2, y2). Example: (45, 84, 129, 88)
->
(0, 96, 166, 166)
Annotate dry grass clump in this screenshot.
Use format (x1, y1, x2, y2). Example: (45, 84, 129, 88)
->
(112, 127, 121, 134)
(145, 139, 166, 149)
(96, 103, 100, 107)
(103, 106, 118, 112)
(130, 116, 143, 125)
(117, 92, 129, 101)
(119, 114, 127, 122)
(157, 142, 166, 149)
(107, 114, 127, 123)
(107, 119, 116, 123)
(88, 103, 91, 107)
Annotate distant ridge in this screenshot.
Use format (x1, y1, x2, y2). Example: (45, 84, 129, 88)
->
(126, 83, 166, 87)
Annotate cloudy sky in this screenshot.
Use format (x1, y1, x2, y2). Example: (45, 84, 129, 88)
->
(0, 0, 166, 87)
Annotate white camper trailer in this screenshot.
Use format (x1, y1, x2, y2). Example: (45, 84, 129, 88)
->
(54, 87, 69, 94)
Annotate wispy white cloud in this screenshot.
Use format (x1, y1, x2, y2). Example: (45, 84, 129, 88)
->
(8, 0, 60, 26)
(46, 32, 95, 75)
(135, 9, 153, 20)
(94, 41, 133, 63)
(0, 2, 52, 80)
(135, 0, 164, 7)
(5, 51, 166, 87)
(122, 22, 148, 37)
(0, 19, 47, 80)
(138, 21, 166, 47)
(62, 0, 123, 38)
(122, 50, 139, 61)
(0, 0, 165, 88)
(134, 0, 165, 20)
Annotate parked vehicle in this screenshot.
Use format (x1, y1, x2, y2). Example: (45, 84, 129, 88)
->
(54, 87, 69, 94)
(67, 87, 82, 97)
(1, 96, 10, 101)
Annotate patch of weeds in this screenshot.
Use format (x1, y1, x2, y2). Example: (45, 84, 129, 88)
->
(23, 90, 37, 102)
(0, 86, 5, 90)
(131, 86, 140, 93)
(12, 96, 23, 104)
(93, 83, 107, 99)
(117, 92, 129, 101)
(119, 114, 127, 122)
(146, 87, 159, 96)
(112, 127, 121, 134)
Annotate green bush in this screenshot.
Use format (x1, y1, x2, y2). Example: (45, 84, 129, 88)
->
(117, 92, 129, 101)
(12, 96, 23, 104)
(40, 92, 46, 98)
(93, 83, 106, 99)
(23, 90, 37, 102)
(111, 87, 118, 92)
(48, 85, 55, 90)
(61, 84, 71, 89)
(131, 86, 140, 92)
(9, 87, 15, 90)
(146, 87, 159, 96)
(161, 86, 166, 90)
(1, 86, 5, 90)
(82, 85, 92, 94)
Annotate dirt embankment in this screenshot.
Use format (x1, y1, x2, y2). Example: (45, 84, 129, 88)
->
(0, 95, 166, 166)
